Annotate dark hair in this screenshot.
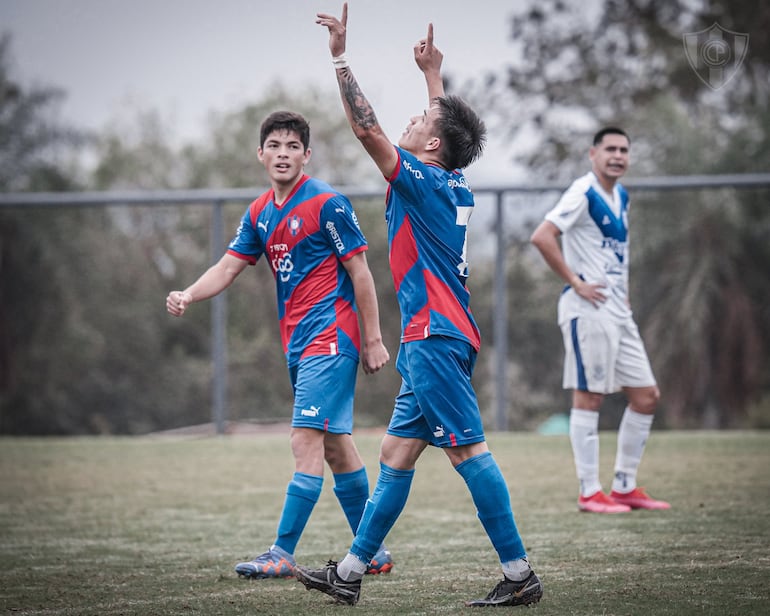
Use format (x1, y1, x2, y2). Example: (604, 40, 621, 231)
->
(260, 111, 310, 150)
(593, 126, 630, 146)
(434, 95, 487, 170)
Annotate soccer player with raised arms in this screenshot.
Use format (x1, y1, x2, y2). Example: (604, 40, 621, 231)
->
(296, 4, 542, 607)
(166, 110, 394, 579)
(531, 127, 671, 514)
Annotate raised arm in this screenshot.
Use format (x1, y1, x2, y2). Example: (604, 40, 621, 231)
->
(413, 23, 444, 102)
(316, 3, 398, 178)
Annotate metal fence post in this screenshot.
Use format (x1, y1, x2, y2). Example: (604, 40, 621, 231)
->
(210, 200, 228, 435)
(493, 190, 509, 431)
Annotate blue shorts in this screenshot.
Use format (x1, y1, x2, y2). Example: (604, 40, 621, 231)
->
(387, 336, 485, 448)
(289, 354, 358, 434)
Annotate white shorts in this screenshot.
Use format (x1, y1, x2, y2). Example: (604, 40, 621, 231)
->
(560, 316, 656, 394)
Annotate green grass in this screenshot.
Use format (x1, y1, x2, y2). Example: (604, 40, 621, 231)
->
(1, 431, 768, 615)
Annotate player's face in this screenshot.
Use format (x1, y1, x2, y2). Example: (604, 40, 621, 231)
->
(590, 134, 630, 182)
(397, 105, 440, 154)
(258, 130, 310, 185)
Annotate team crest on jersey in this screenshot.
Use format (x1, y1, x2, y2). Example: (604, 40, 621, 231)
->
(287, 215, 303, 236)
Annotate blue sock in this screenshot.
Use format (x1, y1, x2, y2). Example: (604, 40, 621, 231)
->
(333, 467, 370, 535)
(455, 452, 526, 562)
(274, 472, 323, 555)
(350, 462, 414, 564)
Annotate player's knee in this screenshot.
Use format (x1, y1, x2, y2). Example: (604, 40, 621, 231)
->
(323, 434, 363, 472)
(573, 390, 603, 411)
(291, 427, 324, 458)
(630, 386, 660, 414)
(323, 446, 341, 466)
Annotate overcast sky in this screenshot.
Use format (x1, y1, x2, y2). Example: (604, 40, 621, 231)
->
(2, 0, 528, 182)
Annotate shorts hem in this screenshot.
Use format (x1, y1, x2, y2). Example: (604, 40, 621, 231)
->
(386, 428, 485, 448)
(290, 421, 352, 435)
(568, 380, 657, 393)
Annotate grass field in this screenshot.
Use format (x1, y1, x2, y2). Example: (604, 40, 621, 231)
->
(1, 430, 768, 615)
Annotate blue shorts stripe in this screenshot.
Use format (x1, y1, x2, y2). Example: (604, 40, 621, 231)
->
(571, 318, 588, 391)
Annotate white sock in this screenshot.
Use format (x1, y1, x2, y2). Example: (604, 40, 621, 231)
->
(336, 552, 367, 581)
(502, 557, 532, 582)
(612, 407, 654, 494)
(570, 408, 602, 497)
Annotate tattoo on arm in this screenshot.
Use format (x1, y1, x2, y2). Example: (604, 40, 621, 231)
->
(337, 68, 378, 129)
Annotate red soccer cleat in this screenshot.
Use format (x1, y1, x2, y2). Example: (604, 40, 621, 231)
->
(578, 490, 632, 514)
(610, 487, 671, 510)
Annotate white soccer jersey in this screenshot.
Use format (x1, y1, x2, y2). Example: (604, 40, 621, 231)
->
(545, 171, 633, 324)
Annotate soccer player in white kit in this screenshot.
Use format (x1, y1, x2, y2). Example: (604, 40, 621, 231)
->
(530, 127, 670, 514)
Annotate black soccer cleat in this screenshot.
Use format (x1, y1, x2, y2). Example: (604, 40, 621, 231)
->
(295, 560, 362, 606)
(465, 570, 543, 607)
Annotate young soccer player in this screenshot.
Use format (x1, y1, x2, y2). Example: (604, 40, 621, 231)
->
(530, 127, 671, 514)
(166, 110, 394, 578)
(295, 5, 543, 607)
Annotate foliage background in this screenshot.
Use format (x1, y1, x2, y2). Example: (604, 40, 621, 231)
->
(1, 0, 769, 434)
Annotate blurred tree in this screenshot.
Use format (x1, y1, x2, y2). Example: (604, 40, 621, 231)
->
(458, 0, 770, 427)
(91, 109, 186, 190)
(179, 81, 379, 189)
(0, 35, 83, 193)
(1, 30, 231, 434)
(460, 0, 769, 178)
(0, 34, 93, 433)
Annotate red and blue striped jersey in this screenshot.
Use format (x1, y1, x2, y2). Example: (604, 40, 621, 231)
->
(384, 147, 481, 350)
(227, 175, 367, 367)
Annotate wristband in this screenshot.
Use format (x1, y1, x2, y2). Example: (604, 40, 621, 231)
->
(332, 54, 349, 69)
